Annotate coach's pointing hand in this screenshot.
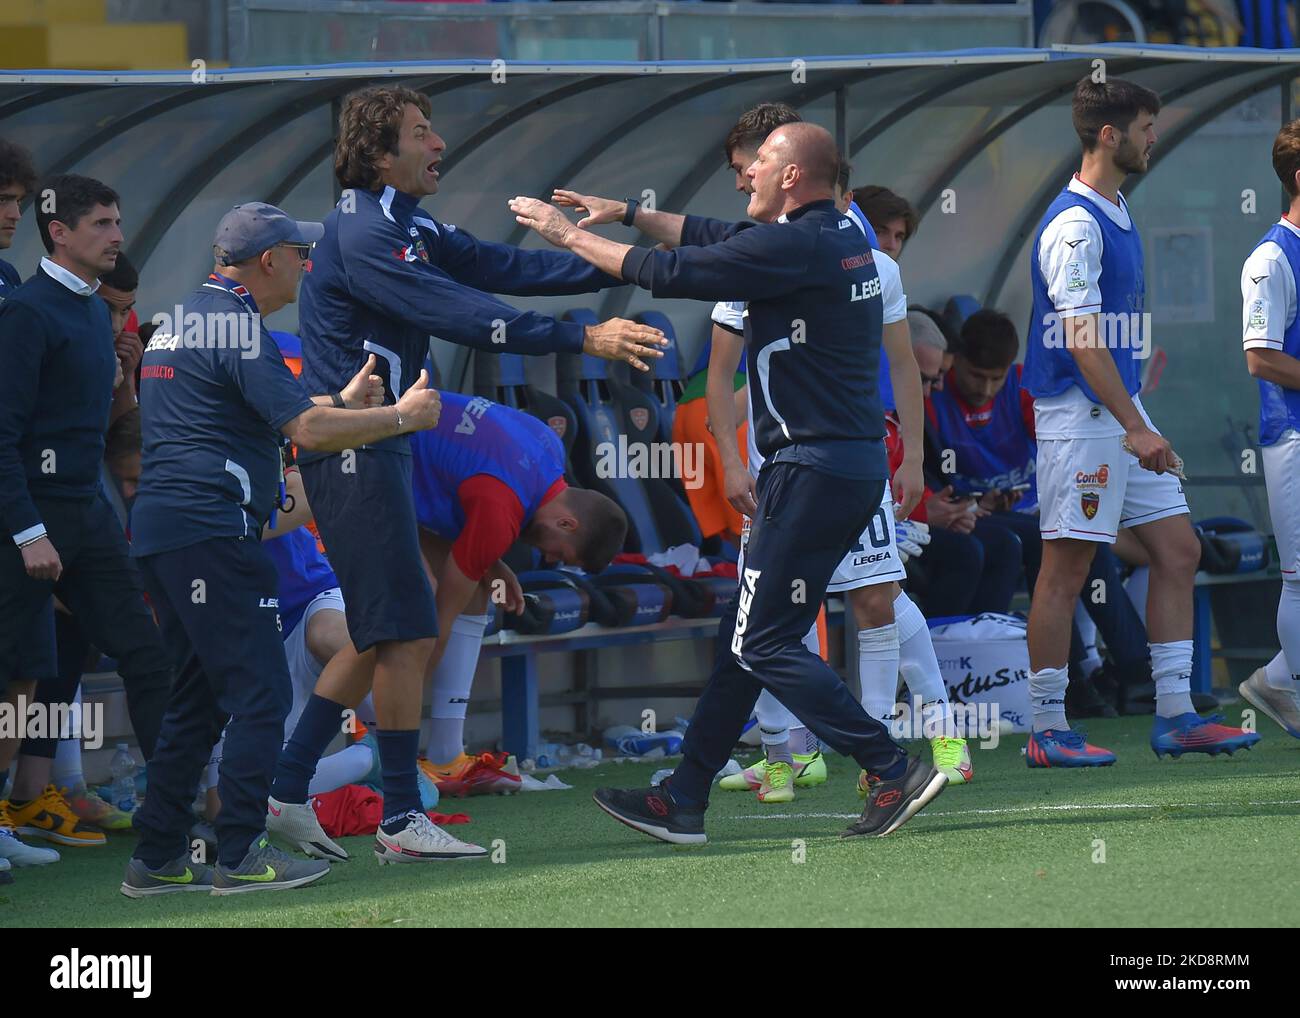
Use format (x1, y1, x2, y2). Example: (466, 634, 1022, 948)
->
(396, 369, 441, 431)
(341, 354, 386, 409)
(552, 190, 624, 230)
(582, 319, 668, 373)
(509, 196, 576, 249)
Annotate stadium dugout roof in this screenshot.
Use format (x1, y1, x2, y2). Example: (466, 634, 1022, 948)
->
(1, 45, 1295, 317)
(1, 45, 1294, 333)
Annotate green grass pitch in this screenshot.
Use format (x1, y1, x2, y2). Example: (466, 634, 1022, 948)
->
(6, 713, 1299, 927)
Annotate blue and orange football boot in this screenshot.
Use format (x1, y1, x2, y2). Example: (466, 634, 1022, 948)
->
(1150, 713, 1260, 759)
(1026, 729, 1117, 768)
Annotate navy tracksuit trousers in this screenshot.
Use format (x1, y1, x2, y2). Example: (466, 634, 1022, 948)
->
(671, 461, 907, 803)
(131, 537, 291, 868)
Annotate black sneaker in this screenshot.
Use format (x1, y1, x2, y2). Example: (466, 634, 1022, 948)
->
(593, 783, 707, 846)
(1118, 679, 1157, 715)
(842, 756, 947, 839)
(1066, 670, 1118, 719)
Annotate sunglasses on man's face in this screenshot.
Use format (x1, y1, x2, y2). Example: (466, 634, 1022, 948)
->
(278, 243, 312, 262)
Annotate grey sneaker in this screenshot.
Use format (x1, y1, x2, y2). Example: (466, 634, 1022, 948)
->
(211, 831, 330, 895)
(267, 795, 348, 861)
(121, 853, 215, 898)
(1239, 667, 1300, 738)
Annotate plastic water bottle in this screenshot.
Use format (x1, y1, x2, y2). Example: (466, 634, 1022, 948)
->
(535, 742, 562, 768)
(108, 744, 137, 813)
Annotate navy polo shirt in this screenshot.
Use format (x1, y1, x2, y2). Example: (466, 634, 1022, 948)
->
(130, 275, 314, 557)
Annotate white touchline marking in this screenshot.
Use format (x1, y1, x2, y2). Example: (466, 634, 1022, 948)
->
(734, 799, 1300, 822)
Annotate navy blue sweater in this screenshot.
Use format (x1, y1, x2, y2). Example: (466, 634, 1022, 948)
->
(298, 185, 621, 462)
(0, 257, 20, 296)
(622, 200, 888, 479)
(0, 266, 118, 541)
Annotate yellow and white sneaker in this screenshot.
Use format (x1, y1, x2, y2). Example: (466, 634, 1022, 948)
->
(757, 760, 795, 804)
(718, 750, 828, 792)
(930, 736, 973, 785)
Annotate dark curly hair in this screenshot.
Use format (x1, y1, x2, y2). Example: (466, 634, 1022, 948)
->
(0, 139, 37, 197)
(334, 85, 432, 192)
(723, 102, 801, 165)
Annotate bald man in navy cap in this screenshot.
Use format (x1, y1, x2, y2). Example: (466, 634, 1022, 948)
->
(122, 202, 447, 898)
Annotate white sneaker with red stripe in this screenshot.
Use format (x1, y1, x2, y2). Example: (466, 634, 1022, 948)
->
(374, 810, 487, 863)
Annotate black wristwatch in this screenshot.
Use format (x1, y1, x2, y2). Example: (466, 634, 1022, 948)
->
(330, 391, 345, 408)
(622, 198, 640, 227)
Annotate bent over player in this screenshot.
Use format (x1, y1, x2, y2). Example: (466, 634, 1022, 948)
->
(266, 391, 627, 859)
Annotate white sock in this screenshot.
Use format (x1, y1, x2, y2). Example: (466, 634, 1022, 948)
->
(893, 592, 953, 737)
(858, 624, 901, 725)
(790, 725, 817, 754)
(421, 613, 489, 764)
(307, 742, 374, 796)
(51, 689, 84, 788)
(1126, 566, 1150, 628)
(754, 688, 796, 737)
(1151, 640, 1195, 717)
(1275, 579, 1300, 689)
(200, 729, 226, 795)
(1264, 650, 1296, 691)
(1029, 666, 1069, 732)
(1074, 601, 1103, 676)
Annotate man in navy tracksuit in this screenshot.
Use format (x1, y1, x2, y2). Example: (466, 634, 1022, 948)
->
(292, 85, 665, 862)
(122, 202, 446, 897)
(512, 122, 949, 843)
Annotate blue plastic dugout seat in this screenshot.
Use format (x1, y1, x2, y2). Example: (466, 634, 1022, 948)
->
(556, 308, 701, 556)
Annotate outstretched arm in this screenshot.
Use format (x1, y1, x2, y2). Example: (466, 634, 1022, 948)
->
(510, 196, 803, 303)
(551, 190, 687, 248)
(436, 221, 625, 297)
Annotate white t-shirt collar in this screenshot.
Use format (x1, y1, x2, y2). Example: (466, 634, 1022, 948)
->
(1067, 175, 1131, 231)
(1277, 215, 1300, 240)
(40, 256, 100, 296)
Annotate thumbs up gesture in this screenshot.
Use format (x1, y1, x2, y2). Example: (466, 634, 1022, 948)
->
(340, 353, 385, 408)
(395, 368, 441, 431)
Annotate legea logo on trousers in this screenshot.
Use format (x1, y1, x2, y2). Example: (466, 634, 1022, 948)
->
(731, 567, 762, 657)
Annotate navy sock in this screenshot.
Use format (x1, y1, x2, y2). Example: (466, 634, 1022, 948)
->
(270, 695, 348, 804)
(665, 779, 701, 809)
(879, 757, 908, 781)
(376, 728, 421, 829)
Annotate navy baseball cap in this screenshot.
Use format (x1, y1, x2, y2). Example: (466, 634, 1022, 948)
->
(212, 202, 323, 266)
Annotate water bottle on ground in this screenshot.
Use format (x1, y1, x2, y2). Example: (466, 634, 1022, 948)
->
(108, 744, 137, 813)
